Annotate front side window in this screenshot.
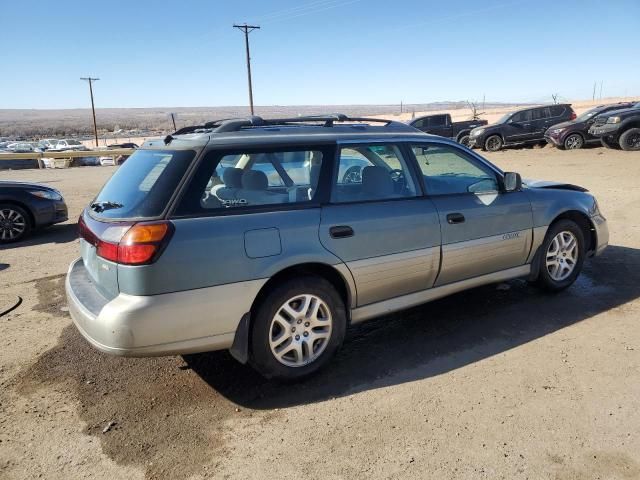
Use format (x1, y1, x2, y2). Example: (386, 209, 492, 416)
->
(175, 148, 325, 215)
(331, 144, 418, 203)
(411, 144, 499, 195)
(511, 110, 532, 123)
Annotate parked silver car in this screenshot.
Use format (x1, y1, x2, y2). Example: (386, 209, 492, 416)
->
(66, 115, 608, 380)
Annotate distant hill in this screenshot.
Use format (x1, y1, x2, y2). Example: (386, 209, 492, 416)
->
(0, 102, 526, 138)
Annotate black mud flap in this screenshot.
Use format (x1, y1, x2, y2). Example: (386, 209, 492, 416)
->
(229, 312, 251, 364)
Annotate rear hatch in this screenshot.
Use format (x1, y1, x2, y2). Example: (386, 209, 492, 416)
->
(78, 148, 197, 298)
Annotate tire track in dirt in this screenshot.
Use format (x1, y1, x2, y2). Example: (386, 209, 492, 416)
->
(14, 276, 279, 479)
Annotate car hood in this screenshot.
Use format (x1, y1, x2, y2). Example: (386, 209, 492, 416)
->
(547, 120, 576, 130)
(524, 178, 588, 192)
(0, 181, 59, 191)
(595, 105, 639, 120)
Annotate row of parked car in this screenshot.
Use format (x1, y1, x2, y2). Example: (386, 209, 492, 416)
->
(0, 138, 90, 153)
(409, 101, 640, 152)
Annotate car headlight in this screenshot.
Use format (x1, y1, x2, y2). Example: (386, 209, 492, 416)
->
(472, 128, 484, 136)
(550, 128, 564, 134)
(29, 190, 62, 201)
(606, 116, 621, 124)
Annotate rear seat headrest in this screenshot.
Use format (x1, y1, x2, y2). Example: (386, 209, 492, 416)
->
(223, 167, 243, 188)
(242, 170, 269, 190)
(362, 166, 393, 196)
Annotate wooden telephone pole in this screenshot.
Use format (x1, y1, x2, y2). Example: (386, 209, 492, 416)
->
(233, 24, 260, 115)
(80, 77, 100, 147)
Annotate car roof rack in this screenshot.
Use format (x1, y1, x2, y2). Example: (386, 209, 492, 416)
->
(171, 114, 410, 136)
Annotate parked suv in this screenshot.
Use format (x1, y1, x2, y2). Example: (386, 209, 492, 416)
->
(409, 113, 487, 146)
(469, 104, 576, 151)
(545, 102, 636, 150)
(588, 102, 640, 151)
(66, 114, 608, 380)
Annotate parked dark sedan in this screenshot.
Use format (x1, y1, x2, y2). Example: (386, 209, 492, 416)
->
(468, 104, 576, 151)
(0, 181, 68, 243)
(545, 102, 636, 150)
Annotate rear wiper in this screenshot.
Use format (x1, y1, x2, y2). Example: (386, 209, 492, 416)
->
(90, 201, 123, 213)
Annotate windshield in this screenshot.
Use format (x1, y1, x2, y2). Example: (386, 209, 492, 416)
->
(496, 113, 512, 124)
(67, 140, 82, 145)
(91, 149, 195, 219)
(576, 108, 600, 121)
(634, 102, 640, 109)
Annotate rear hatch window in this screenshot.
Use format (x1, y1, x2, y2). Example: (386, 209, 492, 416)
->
(90, 149, 195, 220)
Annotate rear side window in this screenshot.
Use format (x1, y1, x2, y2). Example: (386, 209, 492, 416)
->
(331, 144, 418, 203)
(175, 147, 327, 215)
(550, 105, 566, 117)
(91, 149, 195, 219)
(428, 115, 447, 127)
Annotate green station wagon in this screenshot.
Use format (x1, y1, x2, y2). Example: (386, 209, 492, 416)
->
(66, 115, 608, 380)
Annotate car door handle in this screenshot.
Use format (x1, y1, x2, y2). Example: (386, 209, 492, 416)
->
(329, 225, 354, 239)
(446, 213, 465, 224)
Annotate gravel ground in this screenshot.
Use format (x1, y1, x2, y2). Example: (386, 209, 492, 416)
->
(1, 145, 639, 480)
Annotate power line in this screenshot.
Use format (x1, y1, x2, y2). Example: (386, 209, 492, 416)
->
(233, 24, 260, 115)
(80, 77, 100, 147)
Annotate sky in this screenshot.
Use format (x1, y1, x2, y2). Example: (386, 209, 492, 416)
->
(1, 0, 638, 109)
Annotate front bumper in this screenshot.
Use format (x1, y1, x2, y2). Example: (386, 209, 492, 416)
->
(591, 213, 609, 256)
(589, 124, 620, 138)
(33, 198, 68, 227)
(467, 136, 483, 148)
(544, 133, 563, 147)
(65, 258, 264, 356)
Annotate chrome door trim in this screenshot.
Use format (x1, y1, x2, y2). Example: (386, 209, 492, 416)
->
(350, 265, 530, 324)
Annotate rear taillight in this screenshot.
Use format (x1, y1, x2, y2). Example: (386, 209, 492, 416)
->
(570, 111, 577, 120)
(79, 214, 173, 265)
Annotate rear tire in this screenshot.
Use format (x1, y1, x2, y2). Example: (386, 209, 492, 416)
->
(250, 276, 347, 381)
(484, 135, 503, 152)
(619, 128, 640, 151)
(534, 219, 585, 292)
(0, 204, 31, 243)
(564, 133, 584, 150)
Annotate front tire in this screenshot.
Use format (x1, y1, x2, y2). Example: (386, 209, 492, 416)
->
(458, 134, 470, 147)
(0, 204, 31, 243)
(534, 220, 585, 292)
(250, 276, 347, 380)
(484, 135, 503, 152)
(619, 128, 640, 151)
(564, 133, 584, 150)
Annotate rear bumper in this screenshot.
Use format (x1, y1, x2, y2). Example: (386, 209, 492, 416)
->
(66, 258, 266, 357)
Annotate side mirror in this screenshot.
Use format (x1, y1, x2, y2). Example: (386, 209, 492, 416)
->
(504, 172, 522, 192)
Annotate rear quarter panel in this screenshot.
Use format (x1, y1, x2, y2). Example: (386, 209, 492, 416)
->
(117, 209, 344, 296)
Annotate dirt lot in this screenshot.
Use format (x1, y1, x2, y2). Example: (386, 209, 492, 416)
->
(1, 145, 640, 480)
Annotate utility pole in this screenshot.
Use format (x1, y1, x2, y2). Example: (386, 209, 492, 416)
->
(80, 77, 100, 147)
(233, 23, 260, 115)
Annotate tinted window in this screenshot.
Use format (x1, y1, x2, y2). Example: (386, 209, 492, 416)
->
(176, 148, 326, 214)
(532, 107, 551, 120)
(550, 105, 565, 117)
(411, 118, 426, 129)
(511, 110, 532, 122)
(331, 144, 418, 203)
(411, 144, 498, 195)
(92, 149, 195, 219)
(428, 115, 447, 127)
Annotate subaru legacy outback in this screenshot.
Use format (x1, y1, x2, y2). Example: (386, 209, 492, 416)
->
(66, 115, 608, 380)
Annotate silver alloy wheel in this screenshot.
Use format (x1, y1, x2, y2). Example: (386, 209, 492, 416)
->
(0, 208, 26, 241)
(269, 294, 333, 367)
(546, 231, 578, 281)
(565, 134, 583, 150)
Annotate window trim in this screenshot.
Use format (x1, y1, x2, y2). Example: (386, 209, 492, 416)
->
(170, 144, 335, 219)
(406, 141, 504, 198)
(328, 142, 423, 206)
